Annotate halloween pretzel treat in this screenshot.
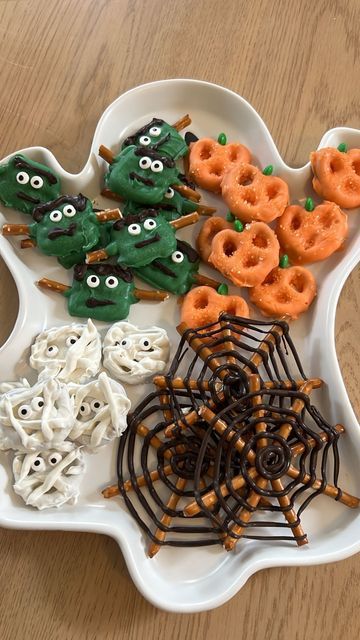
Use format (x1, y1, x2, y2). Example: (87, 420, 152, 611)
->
(208, 222, 280, 287)
(276, 200, 348, 264)
(196, 216, 233, 262)
(122, 116, 190, 160)
(30, 319, 102, 383)
(188, 137, 251, 193)
(180, 286, 249, 330)
(221, 163, 289, 223)
(0, 154, 61, 215)
(68, 372, 131, 448)
(249, 265, 317, 319)
(103, 322, 170, 384)
(13, 446, 85, 509)
(123, 187, 216, 222)
(310, 146, 360, 208)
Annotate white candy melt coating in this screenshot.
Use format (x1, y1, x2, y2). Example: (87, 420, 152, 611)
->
(0, 379, 30, 393)
(29, 318, 102, 384)
(0, 378, 74, 452)
(13, 446, 85, 510)
(103, 322, 170, 384)
(67, 372, 131, 449)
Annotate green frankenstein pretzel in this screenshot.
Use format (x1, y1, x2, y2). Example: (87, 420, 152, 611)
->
(0, 154, 61, 214)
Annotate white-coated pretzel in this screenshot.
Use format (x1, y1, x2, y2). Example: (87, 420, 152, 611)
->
(30, 318, 101, 384)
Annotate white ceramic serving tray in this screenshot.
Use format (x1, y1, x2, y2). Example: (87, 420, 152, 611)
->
(0, 79, 360, 613)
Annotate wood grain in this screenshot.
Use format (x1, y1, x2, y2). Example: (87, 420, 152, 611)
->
(0, 0, 360, 638)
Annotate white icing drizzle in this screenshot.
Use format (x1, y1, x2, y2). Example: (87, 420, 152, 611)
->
(30, 319, 101, 383)
(0, 379, 30, 393)
(103, 321, 170, 384)
(67, 372, 131, 449)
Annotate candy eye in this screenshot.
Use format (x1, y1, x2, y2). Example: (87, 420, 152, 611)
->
(30, 175, 43, 189)
(139, 157, 152, 170)
(18, 404, 32, 419)
(16, 171, 29, 185)
(105, 276, 119, 289)
(65, 335, 79, 347)
(164, 187, 174, 199)
(151, 160, 163, 173)
(86, 275, 100, 288)
(90, 399, 105, 412)
(128, 223, 141, 236)
(171, 250, 184, 264)
(143, 218, 157, 231)
(116, 338, 132, 349)
(46, 345, 59, 357)
(139, 337, 152, 351)
(63, 204, 76, 217)
(48, 452, 62, 466)
(79, 402, 91, 417)
(31, 457, 46, 472)
(149, 126, 161, 137)
(49, 209, 62, 222)
(139, 135, 151, 146)
(31, 397, 44, 412)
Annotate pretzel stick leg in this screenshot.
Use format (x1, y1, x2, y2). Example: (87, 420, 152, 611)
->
(148, 477, 187, 557)
(173, 184, 201, 202)
(96, 208, 122, 222)
(86, 248, 109, 264)
(134, 288, 169, 302)
(101, 188, 123, 202)
(169, 212, 199, 229)
(37, 278, 70, 294)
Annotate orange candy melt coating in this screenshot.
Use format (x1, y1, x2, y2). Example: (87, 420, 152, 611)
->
(208, 222, 280, 287)
(249, 266, 317, 320)
(180, 286, 249, 330)
(310, 147, 360, 209)
(221, 162, 289, 223)
(188, 138, 251, 193)
(276, 201, 348, 264)
(196, 216, 233, 262)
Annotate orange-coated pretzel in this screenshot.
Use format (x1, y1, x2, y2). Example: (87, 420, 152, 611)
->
(180, 286, 249, 330)
(208, 222, 280, 287)
(221, 163, 289, 223)
(196, 216, 233, 262)
(276, 201, 348, 264)
(249, 266, 317, 320)
(188, 138, 251, 193)
(311, 147, 360, 209)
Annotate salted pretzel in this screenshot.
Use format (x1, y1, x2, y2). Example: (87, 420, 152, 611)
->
(276, 201, 348, 264)
(208, 222, 280, 287)
(188, 137, 251, 193)
(310, 147, 360, 208)
(249, 266, 317, 319)
(221, 162, 289, 222)
(180, 285, 249, 330)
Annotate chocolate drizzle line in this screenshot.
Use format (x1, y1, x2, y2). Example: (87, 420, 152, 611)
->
(123, 118, 165, 147)
(73, 262, 133, 283)
(33, 194, 88, 222)
(13, 156, 58, 184)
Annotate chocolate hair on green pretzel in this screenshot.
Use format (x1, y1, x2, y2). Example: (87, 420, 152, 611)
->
(122, 117, 188, 160)
(0, 154, 61, 214)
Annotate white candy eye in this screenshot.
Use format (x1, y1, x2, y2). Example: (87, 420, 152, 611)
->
(90, 399, 105, 412)
(63, 204, 76, 217)
(105, 276, 119, 289)
(128, 223, 141, 236)
(164, 187, 174, 199)
(18, 404, 32, 419)
(16, 171, 29, 185)
(143, 218, 157, 231)
(116, 337, 132, 349)
(139, 135, 151, 146)
(86, 275, 100, 288)
(30, 175, 43, 189)
(149, 126, 161, 137)
(139, 337, 152, 351)
(31, 397, 44, 412)
(48, 452, 62, 466)
(151, 160, 163, 173)
(171, 250, 184, 263)
(79, 402, 91, 417)
(139, 156, 151, 170)
(65, 334, 79, 347)
(46, 345, 59, 357)
(49, 209, 62, 222)
(31, 457, 46, 472)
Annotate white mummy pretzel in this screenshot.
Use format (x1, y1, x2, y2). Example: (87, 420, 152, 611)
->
(0, 379, 30, 393)
(103, 322, 170, 384)
(13, 446, 85, 509)
(0, 378, 74, 451)
(68, 372, 131, 449)
(29, 318, 102, 384)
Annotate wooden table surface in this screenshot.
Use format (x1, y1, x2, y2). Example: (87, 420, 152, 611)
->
(1, 1, 360, 638)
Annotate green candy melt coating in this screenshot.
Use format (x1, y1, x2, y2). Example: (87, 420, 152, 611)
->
(134, 240, 200, 295)
(104, 210, 177, 268)
(234, 219, 244, 232)
(226, 211, 235, 222)
(64, 264, 138, 322)
(305, 197, 315, 212)
(0, 154, 61, 215)
(123, 187, 198, 222)
(337, 142, 348, 153)
(217, 133, 227, 145)
(217, 283, 229, 295)
(105, 145, 181, 205)
(122, 118, 188, 160)
(279, 254, 289, 268)
(262, 165, 274, 176)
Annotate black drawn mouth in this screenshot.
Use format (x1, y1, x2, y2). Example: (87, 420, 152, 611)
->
(129, 172, 154, 187)
(48, 223, 77, 240)
(16, 191, 41, 204)
(134, 233, 160, 248)
(86, 298, 115, 308)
